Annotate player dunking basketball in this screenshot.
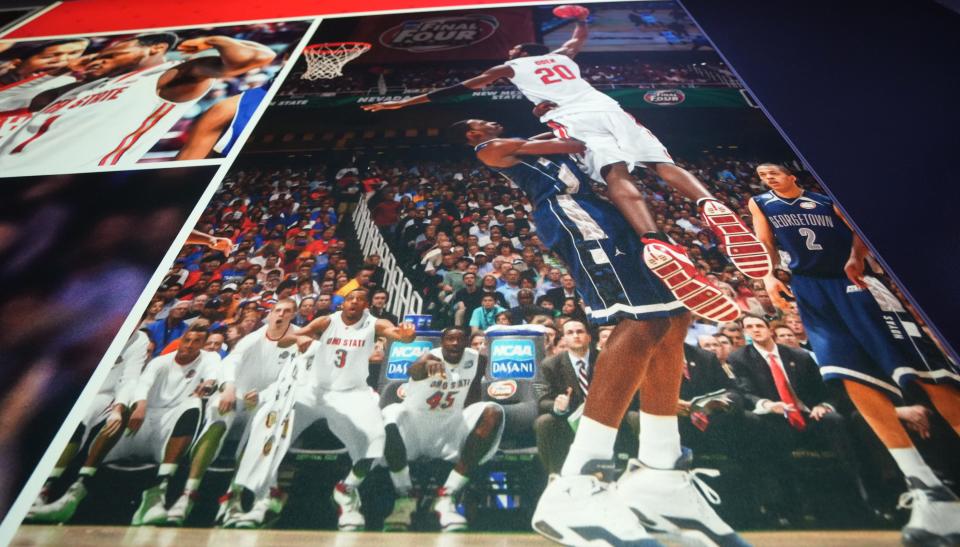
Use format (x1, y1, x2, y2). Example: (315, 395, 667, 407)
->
(0, 32, 275, 175)
(362, 6, 771, 305)
(750, 163, 960, 546)
(453, 119, 747, 546)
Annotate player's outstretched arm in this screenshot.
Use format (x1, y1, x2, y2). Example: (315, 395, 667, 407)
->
(296, 315, 333, 339)
(159, 36, 275, 102)
(478, 137, 585, 168)
(361, 65, 514, 112)
(554, 18, 589, 58)
(377, 319, 417, 343)
(185, 229, 233, 256)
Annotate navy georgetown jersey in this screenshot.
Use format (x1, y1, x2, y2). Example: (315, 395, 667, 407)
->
(474, 140, 592, 206)
(753, 190, 853, 277)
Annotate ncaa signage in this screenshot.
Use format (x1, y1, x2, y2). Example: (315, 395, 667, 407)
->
(490, 339, 536, 379)
(380, 15, 499, 52)
(386, 340, 433, 380)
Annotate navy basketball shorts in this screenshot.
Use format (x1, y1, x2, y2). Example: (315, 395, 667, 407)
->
(533, 193, 686, 326)
(792, 273, 960, 396)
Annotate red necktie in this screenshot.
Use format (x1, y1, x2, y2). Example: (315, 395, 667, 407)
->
(767, 353, 807, 431)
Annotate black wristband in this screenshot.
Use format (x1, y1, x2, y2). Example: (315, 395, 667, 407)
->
(426, 83, 470, 102)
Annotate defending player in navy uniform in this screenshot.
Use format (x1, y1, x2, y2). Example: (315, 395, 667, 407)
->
(381, 327, 504, 532)
(750, 163, 960, 546)
(363, 5, 772, 287)
(455, 119, 748, 547)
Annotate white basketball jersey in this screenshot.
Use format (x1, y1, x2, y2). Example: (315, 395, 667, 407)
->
(222, 326, 291, 395)
(313, 310, 377, 391)
(132, 350, 220, 409)
(0, 72, 76, 147)
(505, 54, 620, 120)
(0, 61, 207, 176)
(402, 347, 479, 413)
(99, 330, 149, 405)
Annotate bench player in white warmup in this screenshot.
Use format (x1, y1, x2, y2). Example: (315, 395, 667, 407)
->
(165, 299, 299, 526)
(31, 324, 219, 525)
(230, 288, 417, 530)
(363, 5, 769, 321)
(381, 327, 504, 532)
(0, 31, 275, 175)
(27, 329, 148, 522)
(0, 38, 89, 148)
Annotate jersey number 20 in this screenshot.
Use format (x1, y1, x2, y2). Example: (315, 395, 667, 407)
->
(535, 65, 576, 85)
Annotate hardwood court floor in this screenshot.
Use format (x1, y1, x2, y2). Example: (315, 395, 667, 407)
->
(12, 525, 901, 546)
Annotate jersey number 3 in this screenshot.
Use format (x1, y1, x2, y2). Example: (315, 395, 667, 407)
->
(333, 349, 347, 368)
(535, 65, 576, 85)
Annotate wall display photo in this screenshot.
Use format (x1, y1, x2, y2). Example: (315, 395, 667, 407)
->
(0, 19, 312, 176)
(5, 2, 959, 546)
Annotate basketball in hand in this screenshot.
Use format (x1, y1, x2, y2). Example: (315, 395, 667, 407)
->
(552, 5, 590, 20)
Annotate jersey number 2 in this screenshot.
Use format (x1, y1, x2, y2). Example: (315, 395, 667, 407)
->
(535, 65, 576, 85)
(798, 228, 823, 251)
(333, 349, 347, 368)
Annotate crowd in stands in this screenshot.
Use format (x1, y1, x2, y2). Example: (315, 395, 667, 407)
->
(125, 150, 958, 527)
(281, 59, 737, 95)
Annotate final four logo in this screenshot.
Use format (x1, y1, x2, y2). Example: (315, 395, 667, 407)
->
(380, 15, 500, 52)
(643, 89, 685, 106)
(490, 339, 536, 379)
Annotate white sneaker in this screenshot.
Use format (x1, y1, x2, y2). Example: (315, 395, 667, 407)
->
(216, 491, 244, 528)
(131, 483, 167, 526)
(616, 451, 749, 547)
(899, 477, 960, 547)
(235, 489, 286, 530)
(434, 489, 468, 532)
(532, 471, 662, 546)
(165, 491, 196, 526)
(333, 482, 365, 531)
(27, 481, 86, 524)
(25, 487, 50, 520)
(383, 496, 416, 531)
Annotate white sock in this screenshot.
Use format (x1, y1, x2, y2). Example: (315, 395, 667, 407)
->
(390, 467, 413, 497)
(78, 466, 97, 477)
(638, 412, 682, 469)
(50, 467, 65, 478)
(443, 469, 469, 495)
(890, 447, 941, 486)
(560, 416, 618, 476)
(185, 478, 201, 493)
(158, 463, 178, 477)
(343, 469, 363, 491)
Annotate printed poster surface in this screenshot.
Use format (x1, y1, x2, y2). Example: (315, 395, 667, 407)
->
(4, 1, 959, 546)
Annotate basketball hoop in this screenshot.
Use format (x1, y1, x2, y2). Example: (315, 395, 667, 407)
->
(302, 42, 371, 80)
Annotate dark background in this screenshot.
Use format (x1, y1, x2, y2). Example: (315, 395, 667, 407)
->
(682, 0, 960, 360)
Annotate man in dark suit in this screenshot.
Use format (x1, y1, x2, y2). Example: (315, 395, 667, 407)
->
(543, 273, 577, 311)
(533, 319, 597, 474)
(677, 342, 746, 454)
(729, 314, 866, 523)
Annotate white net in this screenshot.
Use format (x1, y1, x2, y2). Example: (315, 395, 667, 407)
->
(301, 42, 371, 80)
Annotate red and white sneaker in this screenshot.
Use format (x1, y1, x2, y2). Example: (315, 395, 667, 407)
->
(642, 239, 741, 322)
(699, 199, 771, 279)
